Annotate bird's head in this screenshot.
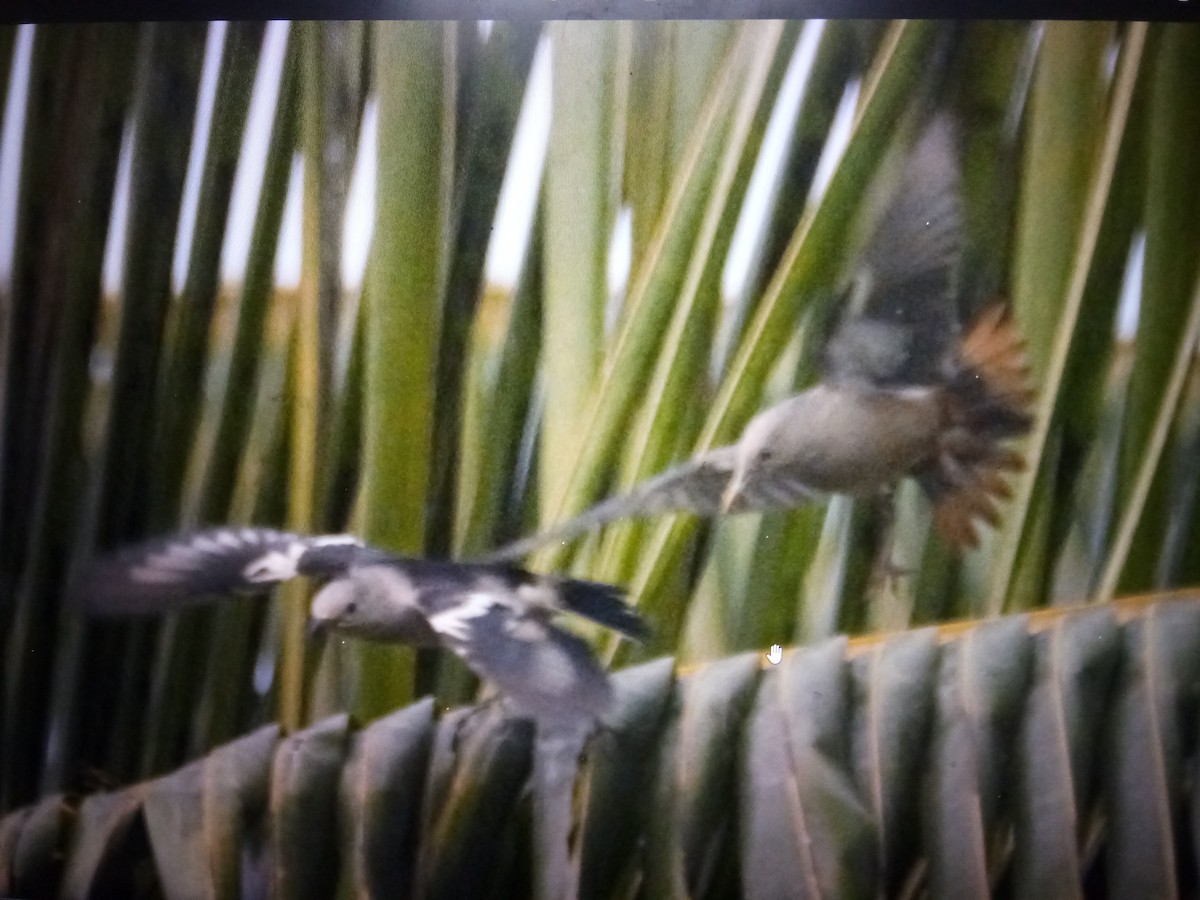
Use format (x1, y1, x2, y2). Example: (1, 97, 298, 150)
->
(307, 579, 367, 638)
(721, 407, 783, 512)
(306, 570, 439, 645)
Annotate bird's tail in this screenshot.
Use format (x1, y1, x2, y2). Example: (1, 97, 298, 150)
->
(555, 577, 650, 643)
(919, 303, 1035, 548)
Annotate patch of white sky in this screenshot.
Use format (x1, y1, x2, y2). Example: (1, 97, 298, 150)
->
(266, 20, 528, 293)
(0, 24, 33, 290)
(274, 156, 304, 287)
(606, 206, 632, 329)
(0, 20, 1160, 349)
(222, 21, 292, 287)
(102, 23, 231, 297)
(341, 97, 377, 288)
(171, 22, 227, 293)
(101, 22, 294, 295)
(481, 33, 552, 291)
(4, 21, 835, 313)
(101, 117, 135, 297)
(721, 19, 827, 304)
(808, 76, 859, 213)
(1116, 230, 1145, 338)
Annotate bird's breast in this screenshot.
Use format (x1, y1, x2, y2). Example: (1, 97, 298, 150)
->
(774, 386, 940, 493)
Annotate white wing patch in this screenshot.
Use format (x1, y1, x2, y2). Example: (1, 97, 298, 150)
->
(215, 529, 246, 549)
(242, 544, 306, 583)
(428, 591, 497, 642)
(311, 534, 363, 548)
(237, 533, 361, 584)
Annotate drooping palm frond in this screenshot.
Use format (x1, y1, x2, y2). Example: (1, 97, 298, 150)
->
(3, 595, 1200, 897)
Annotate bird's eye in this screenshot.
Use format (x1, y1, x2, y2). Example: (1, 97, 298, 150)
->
(345, 601, 358, 614)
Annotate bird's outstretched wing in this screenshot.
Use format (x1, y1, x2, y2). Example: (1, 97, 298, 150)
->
(425, 596, 614, 725)
(824, 113, 964, 389)
(483, 448, 738, 561)
(485, 443, 821, 562)
(78, 527, 363, 616)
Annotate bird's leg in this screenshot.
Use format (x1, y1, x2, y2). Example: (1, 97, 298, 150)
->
(868, 488, 910, 588)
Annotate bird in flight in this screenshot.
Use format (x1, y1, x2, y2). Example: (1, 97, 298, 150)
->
(486, 114, 1033, 562)
(79, 527, 648, 726)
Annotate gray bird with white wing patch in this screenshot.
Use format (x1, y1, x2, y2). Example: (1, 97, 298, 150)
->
(80, 527, 648, 725)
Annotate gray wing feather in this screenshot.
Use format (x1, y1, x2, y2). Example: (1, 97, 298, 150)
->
(825, 113, 964, 387)
(483, 446, 739, 561)
(726, 467, 823, 512)
(428, 601, 613, 725)
(485, 442, 823, 561)
(80, 527, 315, 615)
(856, 115, 962, 300)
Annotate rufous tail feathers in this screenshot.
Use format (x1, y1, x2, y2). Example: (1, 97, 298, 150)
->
(920, 303, 1036, 548)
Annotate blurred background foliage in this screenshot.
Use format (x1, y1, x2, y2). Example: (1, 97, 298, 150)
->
(1, 17, 1200, 898)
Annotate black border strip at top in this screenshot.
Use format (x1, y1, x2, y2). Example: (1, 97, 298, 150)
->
(6, 0, 1200, 24)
